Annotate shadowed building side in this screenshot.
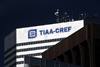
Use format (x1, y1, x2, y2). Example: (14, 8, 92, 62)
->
(42, 24, 100, 67)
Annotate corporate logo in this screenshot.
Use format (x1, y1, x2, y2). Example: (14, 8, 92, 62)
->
(28, 26, 71, 39)
(28, 29, 37, 38)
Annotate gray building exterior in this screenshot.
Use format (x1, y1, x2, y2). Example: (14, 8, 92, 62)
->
(24, 56, 82, 67)
(4, 30, 16, 67)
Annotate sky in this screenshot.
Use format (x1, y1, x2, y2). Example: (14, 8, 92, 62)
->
(0, 0, 100, 67)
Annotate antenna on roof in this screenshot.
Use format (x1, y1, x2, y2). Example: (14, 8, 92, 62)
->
(64, 12, 69, 22)
(55, 9, 59, 23)
(61, 12, 69, 22)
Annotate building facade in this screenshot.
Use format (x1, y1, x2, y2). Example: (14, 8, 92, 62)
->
(24, 56, 82, 67)
(4, 20, 84, 67)
(42, 24, 100, 67)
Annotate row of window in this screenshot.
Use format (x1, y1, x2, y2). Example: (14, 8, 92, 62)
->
(17, 58, 69, 67)
(16, 53, 41, 58)
(16, 38, 64, 46)
(4, 45, 16, 54)
(16, 61, 24, 64)
(17, 45, 52, 52)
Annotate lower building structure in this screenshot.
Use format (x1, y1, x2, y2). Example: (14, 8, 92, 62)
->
(42, 24, 100, 67)
(24, 56, 82, 67)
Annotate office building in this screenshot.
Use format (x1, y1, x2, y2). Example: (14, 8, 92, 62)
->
(42, 24, 100, 67)
(4, 20, 84, 67)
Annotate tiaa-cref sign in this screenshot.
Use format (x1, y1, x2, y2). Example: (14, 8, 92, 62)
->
(28, 26, 71, 39)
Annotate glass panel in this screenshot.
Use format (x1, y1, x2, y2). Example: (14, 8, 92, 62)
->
(25, 57, 30, 64)
(55, 62, 59, 67)
(31, 58, 41, 66)
(46, 60, 54, 67)
(60, 62, 68, 67)
(31, 65, 40, 67)
(41, 59, 46, 66)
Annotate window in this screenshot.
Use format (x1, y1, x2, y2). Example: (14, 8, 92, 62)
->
(16, 38, 64, 46)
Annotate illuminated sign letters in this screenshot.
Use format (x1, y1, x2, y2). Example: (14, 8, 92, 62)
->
(39, 26, 71, 35)
(28, 26, 71, 39)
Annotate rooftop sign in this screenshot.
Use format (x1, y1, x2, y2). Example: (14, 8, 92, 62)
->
(16, 20, 84, 44)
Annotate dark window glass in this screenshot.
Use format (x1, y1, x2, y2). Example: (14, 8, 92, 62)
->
(16, 38, 64, 46)
(31, 58, 41, 66)
(31, 65, 40, 67)
(55, 62, 59, 67)
(46, 60, 54, 67)
(41, 66, 46, 67)
(60, 62, 68, 67)
(41, 59, 46, 66)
